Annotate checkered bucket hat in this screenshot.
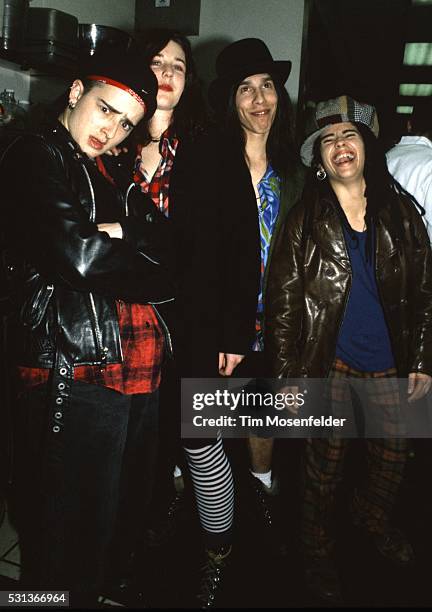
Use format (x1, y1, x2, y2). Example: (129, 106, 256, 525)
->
(300, 95, 379, 166)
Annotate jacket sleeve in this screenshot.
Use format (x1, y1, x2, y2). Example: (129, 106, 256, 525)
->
(217, 145, 260, 356)
(406, 198, 432, 375)
(264, 203, 305, 378)
(2, 135, 174, 304)
(101, 148, 175, 268)
(219, 204, 260, 356)
(119, 186, 174, 269)
(170, 130, 260, 357)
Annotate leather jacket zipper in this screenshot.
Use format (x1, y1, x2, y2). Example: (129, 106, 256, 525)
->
(81, 158, 110, 364)
(81, 162, 96, 222)
(88, 292, 109, 364)
(148, 296, 175, 305)
(125, 182, 135, 217)
(326, 231, 352, 377)
(152, 304, 173, 358)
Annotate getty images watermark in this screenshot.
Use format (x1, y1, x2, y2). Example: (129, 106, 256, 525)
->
(181, 378, 432, 439)
(191, 387, 346, 429)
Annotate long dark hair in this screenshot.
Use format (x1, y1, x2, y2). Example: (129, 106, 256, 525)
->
(222, 74, 298, 182)
(302, 122, 425, 261)
(134, 28, 207, 143)
(302, 122, 424, 252)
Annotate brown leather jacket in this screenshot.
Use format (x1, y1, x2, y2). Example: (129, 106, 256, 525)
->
(265, 191, 432, 378)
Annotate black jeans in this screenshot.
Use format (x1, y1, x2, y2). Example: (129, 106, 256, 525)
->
(13, 381, 158, 604)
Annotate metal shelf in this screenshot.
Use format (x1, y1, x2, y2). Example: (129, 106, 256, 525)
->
(0, 44, 76, 77)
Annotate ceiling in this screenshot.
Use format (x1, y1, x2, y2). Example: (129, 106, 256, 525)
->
(303, 0, 432, 145)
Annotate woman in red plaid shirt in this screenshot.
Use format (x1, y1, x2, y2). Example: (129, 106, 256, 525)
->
(104, 29, 260, 607)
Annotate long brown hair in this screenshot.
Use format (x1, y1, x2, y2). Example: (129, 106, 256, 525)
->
(133, 28, 208, 144)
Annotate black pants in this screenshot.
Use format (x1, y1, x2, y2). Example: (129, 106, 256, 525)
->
(13, 381, 158, 604)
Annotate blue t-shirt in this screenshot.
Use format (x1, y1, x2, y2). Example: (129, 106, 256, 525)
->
(336, 226, 395, 372)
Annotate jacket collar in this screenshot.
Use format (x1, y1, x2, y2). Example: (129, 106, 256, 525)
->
(312, 198, 351, 271)
(312, 191, 400, 271)
(43, 119, 86, 159)
(397, 135, 432, 149)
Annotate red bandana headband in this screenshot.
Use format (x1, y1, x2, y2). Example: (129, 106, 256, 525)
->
(86, 75, 147, 111)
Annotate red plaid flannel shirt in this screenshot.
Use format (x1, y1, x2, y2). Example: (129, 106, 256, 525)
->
(133, 129, 179, 216)
(18, 301, 163, 395)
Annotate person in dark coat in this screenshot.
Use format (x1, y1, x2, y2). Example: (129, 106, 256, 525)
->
(0, 51, 174, 607)
(266, 95, 432, 603)
(207, 38, 304, 543)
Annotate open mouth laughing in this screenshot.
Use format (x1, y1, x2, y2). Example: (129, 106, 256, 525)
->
(333, 151, 355, 164)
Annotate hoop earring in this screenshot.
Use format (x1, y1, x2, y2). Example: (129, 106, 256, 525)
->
(316, 166, 327, 181)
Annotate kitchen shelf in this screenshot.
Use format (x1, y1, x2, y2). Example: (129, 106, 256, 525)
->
(0, 45, 76, 77)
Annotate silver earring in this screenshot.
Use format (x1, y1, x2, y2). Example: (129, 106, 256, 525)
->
(68, 101, 76, 110)
(316, 166, 327, 181)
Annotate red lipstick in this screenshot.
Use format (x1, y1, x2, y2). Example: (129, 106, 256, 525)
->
(159, 84, 173, 92)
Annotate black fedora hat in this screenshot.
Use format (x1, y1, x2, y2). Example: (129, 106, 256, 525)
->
(208, 38, 291, 111)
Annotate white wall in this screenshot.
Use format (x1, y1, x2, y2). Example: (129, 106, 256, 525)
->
(190, 0, 305, 104)
(0, 0, 305, 104)
(0, 60, 30, 103)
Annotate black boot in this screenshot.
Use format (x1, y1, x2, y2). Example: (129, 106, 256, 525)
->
(248, 473, 287, 555)
(248, 472, 279, 526)
(304, 555, 343, 604)
(143, 487, 185, 547)
(103, 550, 146, 608)
(196, 545, 232, 608)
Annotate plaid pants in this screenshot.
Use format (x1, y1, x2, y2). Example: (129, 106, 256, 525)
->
(302, 359, 408, 558)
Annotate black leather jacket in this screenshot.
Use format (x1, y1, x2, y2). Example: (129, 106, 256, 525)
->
(1, 120, 174, 369)
(266, 190, 432, 378)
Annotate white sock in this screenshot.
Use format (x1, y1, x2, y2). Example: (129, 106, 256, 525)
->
(251, 469, 272, 489)
(173, 465, 182, 478)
